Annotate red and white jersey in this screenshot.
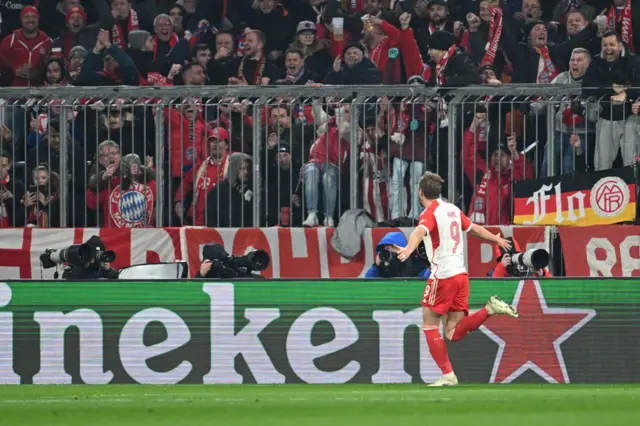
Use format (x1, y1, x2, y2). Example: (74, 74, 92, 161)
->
(418, 199, 473, 279)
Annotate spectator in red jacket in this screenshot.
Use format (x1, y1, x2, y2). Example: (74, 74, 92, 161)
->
(174, 127, 230, 226)
(464, 111, 533, 225)
(0, 6, 52, 86)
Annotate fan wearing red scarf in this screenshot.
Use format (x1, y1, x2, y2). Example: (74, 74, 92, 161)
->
(152, 14, 179, 61)
(460, 0, 504, 71)
(110, 0, 139, 50)
(605, 0, 639, 53)
(499, 7, 597, 85)
(229, 29, 276, 85)
(53, 3, 114, 59)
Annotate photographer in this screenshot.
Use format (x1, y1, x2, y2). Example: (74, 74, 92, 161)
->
(44, 236, 119, 280)
(196, 243, 269, 279)
(490, 238, 552, 278)
(365, 232, 431, 279)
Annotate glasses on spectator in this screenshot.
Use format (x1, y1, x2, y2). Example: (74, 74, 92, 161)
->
(100, 150, 120, 158)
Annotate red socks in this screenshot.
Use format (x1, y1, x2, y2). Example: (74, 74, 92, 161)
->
(450, 307, 489, 342)
(423, 328, 453, 375)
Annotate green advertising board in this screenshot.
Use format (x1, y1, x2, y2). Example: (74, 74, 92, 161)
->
(0, 279, 637, 384)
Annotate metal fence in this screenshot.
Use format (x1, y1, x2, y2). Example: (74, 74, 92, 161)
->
(0, 84, 637, 228)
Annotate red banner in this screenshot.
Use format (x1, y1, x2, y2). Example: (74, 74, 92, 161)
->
(0, 226, 549, 279)
(558, 225, 640, 277)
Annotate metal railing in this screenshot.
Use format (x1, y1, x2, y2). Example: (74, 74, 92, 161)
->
(0, 84, 636, 228)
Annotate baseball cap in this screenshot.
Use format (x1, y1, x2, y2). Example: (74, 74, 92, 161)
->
(208, 127, 230, 140)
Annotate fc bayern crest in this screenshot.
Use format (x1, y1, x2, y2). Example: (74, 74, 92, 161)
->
(109, 183, 154, 228)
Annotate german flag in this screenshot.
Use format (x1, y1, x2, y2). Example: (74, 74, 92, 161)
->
(513, 165, 638, 226)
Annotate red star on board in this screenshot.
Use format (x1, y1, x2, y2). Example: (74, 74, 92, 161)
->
(480, 280, 595, 383)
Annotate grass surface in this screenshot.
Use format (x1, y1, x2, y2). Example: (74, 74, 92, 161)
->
(0, 385, 639, 426)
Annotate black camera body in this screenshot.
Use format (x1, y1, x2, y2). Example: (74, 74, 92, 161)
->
(201, 243, 270, 279)
(40, 236, 117, 279)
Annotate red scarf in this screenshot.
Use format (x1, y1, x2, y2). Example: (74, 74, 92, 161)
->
(535, 46, 558, 83)
(608, 1, 635, 52)
(481, 8, 503, 66)
(112, 9, 139, 49)
(435, 44, 458, 85)
(238, 55, 266, 85)
(153, 33, 179, 61)
(562, 105, 585, 126)
(62, 33, 75, 58)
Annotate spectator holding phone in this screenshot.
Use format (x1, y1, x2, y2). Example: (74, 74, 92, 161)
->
(22, 164, 60, 227)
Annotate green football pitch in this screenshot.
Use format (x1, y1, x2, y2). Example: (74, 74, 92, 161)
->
(0, 385, 638, 426)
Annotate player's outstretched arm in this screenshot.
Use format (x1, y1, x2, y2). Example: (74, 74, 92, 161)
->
(468, 224, 512, 251)
(396, 226, 427, 261)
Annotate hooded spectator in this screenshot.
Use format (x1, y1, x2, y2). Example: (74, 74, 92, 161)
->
(78, 29, 139, 85)
(0, 6, 53, 86)
(53, 2, 115, 58)
(175, 127, 230, 226)
(205, 152, 254, 227)
(0, 150, 26, 227)
(583, 31, 640, 170)
(229, 29, 280, 85)
(324, 43, 382, 84)
(290, 21, 333, 81)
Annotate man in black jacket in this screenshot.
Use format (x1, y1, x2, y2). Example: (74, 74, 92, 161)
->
(427, 30, 480, 87)
(324, 43, 383, 84)
(582, 31, 640, 170)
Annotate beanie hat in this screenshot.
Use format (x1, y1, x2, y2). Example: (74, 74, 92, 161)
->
(66, 6, 87, 25)
(68, 45, 88, 60)
(296, 21, 316, 34)
(342, 42, 366, 58)
(522, 20, 546, 42)
(128, 30, 151, 50)
(428, 30, 455, 51)
(20, 5, 40, 22)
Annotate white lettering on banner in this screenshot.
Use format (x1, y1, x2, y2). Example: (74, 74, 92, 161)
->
(620, 236, 640, 277)
(130, 229, 177, 265)
(558, 191, 586, 224)
(587, 236, 640, 277)
(202, 284, 284, 384)
(33, 310, 113, 385)
(119, 308, 192, 384)
(0, 283, 19, 384)
(372, 309, 441, 384)
(524, 184, 553, 224)
(287, 308, 360, 384)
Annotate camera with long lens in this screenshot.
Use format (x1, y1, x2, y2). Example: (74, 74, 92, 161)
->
(40, 236, 116, 272)
(507, 249, 550, 277)
(202, 243, 270, 278)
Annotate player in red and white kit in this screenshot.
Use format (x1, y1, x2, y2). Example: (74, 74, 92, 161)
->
(396, 172, 519, 386)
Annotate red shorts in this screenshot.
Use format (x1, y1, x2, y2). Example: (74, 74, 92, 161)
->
(420, 273, 469, 316)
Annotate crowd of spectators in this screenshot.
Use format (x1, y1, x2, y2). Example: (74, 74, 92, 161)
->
(0, 0, 638, 229)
